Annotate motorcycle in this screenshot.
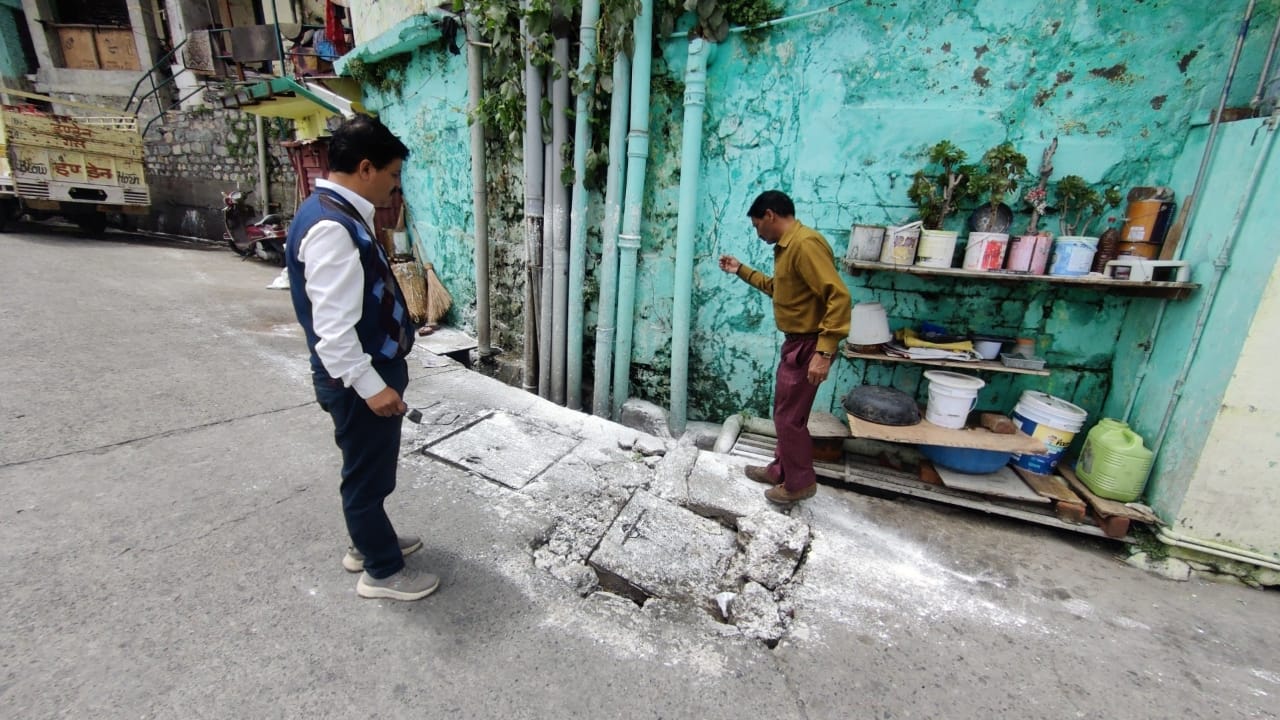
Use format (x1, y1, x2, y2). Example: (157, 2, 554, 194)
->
(222, 189, 289, 265)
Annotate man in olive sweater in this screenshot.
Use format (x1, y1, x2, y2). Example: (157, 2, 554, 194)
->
(719, 190, 852, 504)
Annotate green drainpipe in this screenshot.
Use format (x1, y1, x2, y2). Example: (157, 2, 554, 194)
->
(591, 53, 632, 417)
(566, 0, 601, 411)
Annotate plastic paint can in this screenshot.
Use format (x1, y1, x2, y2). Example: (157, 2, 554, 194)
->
(1010, 391, 1088, 474)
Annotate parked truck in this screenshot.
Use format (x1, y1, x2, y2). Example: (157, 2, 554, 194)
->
(0, 89, 150, 234)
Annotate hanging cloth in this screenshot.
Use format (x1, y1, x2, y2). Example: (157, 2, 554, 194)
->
(325, 1, 350, 56)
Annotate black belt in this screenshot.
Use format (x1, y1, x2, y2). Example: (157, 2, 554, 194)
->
(784, 332, 819, 341)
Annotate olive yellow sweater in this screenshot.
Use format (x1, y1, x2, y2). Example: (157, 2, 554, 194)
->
(735, 221, 852, 354)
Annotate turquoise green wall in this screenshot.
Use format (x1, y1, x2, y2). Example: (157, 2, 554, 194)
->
(636, 1, 1275, 424)
(360, 52, 481, 331)
(1104, 118, 1280, 519)
(355, 0, 1279, 431)
(0, 0, 28, 83)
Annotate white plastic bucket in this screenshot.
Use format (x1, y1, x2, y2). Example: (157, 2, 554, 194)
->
(849, 302, 892, 345)
(879, 222, 922, 265)
(923, 370, 985, 429)
(848, 224, 886, 262)
(963, 232, 1009, 270)
(1049, 236, 1098, 276)
(1010, 391, 1088, 473)
(915, 229, 958, 268)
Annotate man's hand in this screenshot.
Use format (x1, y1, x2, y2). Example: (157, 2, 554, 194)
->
(718, 254, 741, 274)
(807, 353, 832, 386)
(366, 387, 408, 417)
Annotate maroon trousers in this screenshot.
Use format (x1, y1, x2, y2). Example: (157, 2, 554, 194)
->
(766, 333, 820, 491)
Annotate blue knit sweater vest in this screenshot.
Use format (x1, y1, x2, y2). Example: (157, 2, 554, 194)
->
(285, 188, 415, 381)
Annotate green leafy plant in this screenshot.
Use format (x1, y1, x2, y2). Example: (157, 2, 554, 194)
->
(1054, 175, 1122, 237)
(975, 142, 1028, 210)
(907, 141, 980, 230)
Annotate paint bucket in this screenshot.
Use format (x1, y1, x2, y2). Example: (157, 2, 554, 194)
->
(1120, 198, 1176, 246)
(879, 222, 922, 265)
(849, 302, 892, 346)
(1029, 233, 1053, 275)
(1005, 234, 1037, 272)
(1010, 391, 1088, 474)
(848, 224, 887, 262)
(1049, 236, 1098, 276)
(923, 370, 985, 429)
(962, 232, 1009, 271)
(915, 229, 958, 268)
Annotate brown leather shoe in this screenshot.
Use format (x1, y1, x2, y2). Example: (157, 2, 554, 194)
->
(765, 483, 818, 504)
(744, 465, 780, 485)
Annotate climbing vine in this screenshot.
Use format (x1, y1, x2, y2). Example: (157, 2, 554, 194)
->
(345, 55, 413, 96)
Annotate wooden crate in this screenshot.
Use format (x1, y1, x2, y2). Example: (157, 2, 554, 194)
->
(95, 28, 140, 71)
(57, 26, 100, 70)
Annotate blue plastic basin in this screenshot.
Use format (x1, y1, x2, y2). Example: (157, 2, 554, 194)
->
(918, 444, 1012, 474)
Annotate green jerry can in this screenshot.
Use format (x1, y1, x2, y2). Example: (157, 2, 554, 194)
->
(1076, 419, 1154, 502)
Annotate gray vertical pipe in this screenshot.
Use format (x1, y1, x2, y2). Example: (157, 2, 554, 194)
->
(539, 141, 555, 398)
(255, 115, 269, 215)
(591, 53, 632, 417)
(521, 2, 545, 393)
(566, 0, 601, 411)
(466, 10, 491, 354)
(611, 0, 655, 418)
(550, 38, 571, 405)
(669, 37, 712, 435)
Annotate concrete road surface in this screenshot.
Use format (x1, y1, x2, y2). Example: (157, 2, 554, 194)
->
(1, 227, 1277, 719)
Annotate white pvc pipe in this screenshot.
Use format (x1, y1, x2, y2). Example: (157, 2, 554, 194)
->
(565, 0, 601, 411)
(520, 1, 545, 393)
(466, 10, 491, 354)
(550, 38, 571, 405)
(1157, 527, 1280, 572)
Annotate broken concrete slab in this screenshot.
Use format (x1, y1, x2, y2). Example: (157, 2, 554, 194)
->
(398, 398, 489, 451)
(728, 511, 811, 590)
(634, 435, 668, 457)
(589, 490, 738, 605)
(730, 581, 787, 643)
(681, 421, 723, 451)
(620, 398, 674, 439)
(425, 411, 580, 489)
(685, 451, 774, 525)
(648, 444, 699, 504)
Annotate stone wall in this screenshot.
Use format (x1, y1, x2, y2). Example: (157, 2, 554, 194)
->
(142, 109, 298, 240)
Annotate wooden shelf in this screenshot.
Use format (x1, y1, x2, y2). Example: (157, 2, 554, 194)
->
(841, 347, 1050, 376)
(844, 260, 1199, 299)
(846, 413, 1046, 454)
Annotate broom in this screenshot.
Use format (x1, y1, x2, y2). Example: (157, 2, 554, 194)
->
(402, 205, 452, 329)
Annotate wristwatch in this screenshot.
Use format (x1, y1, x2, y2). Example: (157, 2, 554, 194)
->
(816, 350, 833, 359)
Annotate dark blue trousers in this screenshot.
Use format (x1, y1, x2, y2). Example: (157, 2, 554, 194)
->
(314, 359, 409, 579)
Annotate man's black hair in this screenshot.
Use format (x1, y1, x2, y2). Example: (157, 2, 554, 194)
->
(747, 190, 795, 219)
(328, 115, 410, 173)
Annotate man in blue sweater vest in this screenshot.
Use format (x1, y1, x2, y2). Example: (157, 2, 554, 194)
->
(285, 116, 437, 601)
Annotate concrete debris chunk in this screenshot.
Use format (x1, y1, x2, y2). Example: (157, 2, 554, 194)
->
(589, 490, 737, 604)
(685, 452, 773, 525)
(619, 398, 674, 439)
(633, 435, 668, 457)
(730, 581, 787, 643)
(715, 591, 737, 620)
(648, 444, 699, 503)
(729, 511, 811, 590)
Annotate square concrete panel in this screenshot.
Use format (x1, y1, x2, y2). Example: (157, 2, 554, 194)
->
(590, 490, 738, 604)
(424, 411, 580, 489)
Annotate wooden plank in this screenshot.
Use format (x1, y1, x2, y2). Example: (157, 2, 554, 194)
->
(807, 411, 849, 438)
(847, 413, 1045, 454)
(1013, 466, 1082, 504)
(844, 260, 1198, 299)
(935, 465, 1050, 504)
(1059, 466, 1159, 523)
(842, 464, 1119, 540)
(841, 348, 1050, 376)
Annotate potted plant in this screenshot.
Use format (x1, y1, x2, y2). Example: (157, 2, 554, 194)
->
(907, 141, 980, 267)
(1049, 175, 1122, 276)
(1006, 138, 1057, 274)
(963, 142, 1028, 271)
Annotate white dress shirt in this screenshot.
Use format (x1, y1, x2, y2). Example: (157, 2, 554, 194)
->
(296, 179, 387, 399)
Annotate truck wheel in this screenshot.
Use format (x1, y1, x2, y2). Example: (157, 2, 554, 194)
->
(76, 213, 108, 236)
(0, 200, 17, 232)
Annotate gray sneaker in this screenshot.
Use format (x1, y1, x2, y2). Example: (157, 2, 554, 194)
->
(342, 534, 423, 573)
(356, 566, 441, 601)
